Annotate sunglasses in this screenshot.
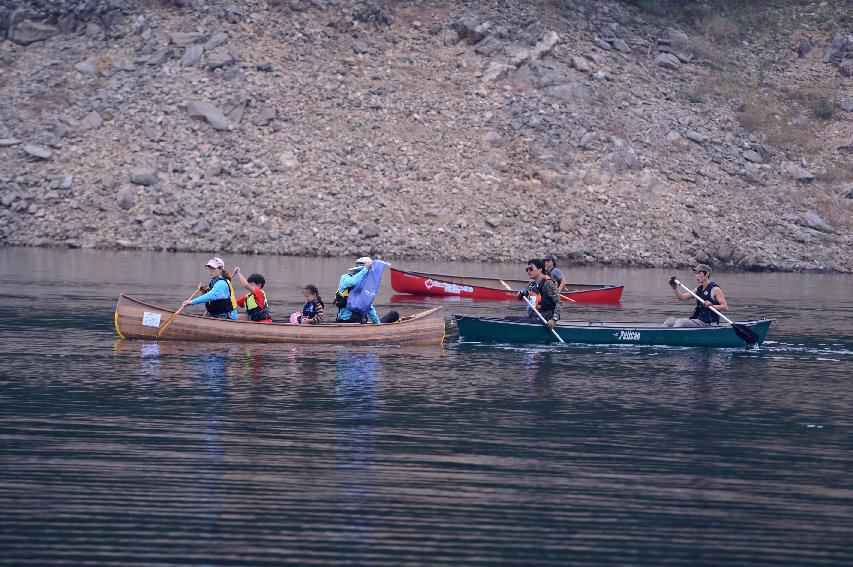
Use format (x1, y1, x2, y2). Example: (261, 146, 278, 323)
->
(525, 266, 535, 272)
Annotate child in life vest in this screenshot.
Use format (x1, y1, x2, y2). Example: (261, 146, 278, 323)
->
(232, 267, 272, 323)
(297, 284, 324, 324)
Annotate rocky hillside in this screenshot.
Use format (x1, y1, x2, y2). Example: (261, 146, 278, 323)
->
(1, 0, 851, 271)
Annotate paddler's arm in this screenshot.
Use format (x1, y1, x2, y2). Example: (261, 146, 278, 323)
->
(338, 265, 369, 292)
(710, 287, 728, 311)
(189, 279, 230, 305)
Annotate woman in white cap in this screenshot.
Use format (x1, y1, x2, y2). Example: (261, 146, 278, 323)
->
(181, 257, 239, 320)
(333, 256, 380, 324)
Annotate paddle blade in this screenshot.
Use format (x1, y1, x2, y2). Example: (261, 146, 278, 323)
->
(732, 323, 759, 346)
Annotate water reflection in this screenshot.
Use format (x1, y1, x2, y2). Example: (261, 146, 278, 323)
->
(333, 353, 381, 555)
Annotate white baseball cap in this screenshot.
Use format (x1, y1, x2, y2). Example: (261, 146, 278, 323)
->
(205, 257, 225, 269)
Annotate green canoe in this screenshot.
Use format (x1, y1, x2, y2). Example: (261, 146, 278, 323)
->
(454, 315, 774, 348)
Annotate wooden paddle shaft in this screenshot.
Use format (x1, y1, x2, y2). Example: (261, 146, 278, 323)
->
(156, 292, 196, 337)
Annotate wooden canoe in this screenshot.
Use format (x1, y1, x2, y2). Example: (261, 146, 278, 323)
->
(390, 267, 624, 304)
(114, 294, 445, 345)
(454, 315, 774, 348)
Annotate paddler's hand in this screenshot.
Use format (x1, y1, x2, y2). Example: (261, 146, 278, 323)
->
(364, 259, 374, 269)
(668, 276, 677, 290)
(181, 299, 193, 308)
(546, 319, 557, 329)
(233, 266, 240, 275)
(703, 300, 712, 307)
(517, 289, 529, 299)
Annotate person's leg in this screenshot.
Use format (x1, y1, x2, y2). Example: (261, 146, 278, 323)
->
(673, 318, 709, 328)
(662, 317, 677, 328)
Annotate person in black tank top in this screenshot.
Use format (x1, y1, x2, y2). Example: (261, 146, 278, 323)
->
(663, 263, 729, 328)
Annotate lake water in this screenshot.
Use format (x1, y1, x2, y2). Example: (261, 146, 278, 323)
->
(1, 247, 852, 566)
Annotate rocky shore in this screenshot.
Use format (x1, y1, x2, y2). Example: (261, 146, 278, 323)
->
(1, 0, 851, 271)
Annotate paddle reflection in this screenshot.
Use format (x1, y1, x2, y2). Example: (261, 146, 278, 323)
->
(332, 352, 381, 553)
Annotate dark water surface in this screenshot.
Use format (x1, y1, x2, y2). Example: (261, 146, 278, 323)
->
(1, 247, 852, 566)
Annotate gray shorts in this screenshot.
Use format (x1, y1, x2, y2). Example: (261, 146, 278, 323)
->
(662, 317, 710, 328)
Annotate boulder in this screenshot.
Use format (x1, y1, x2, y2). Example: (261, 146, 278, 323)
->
(169, 32, 207, 46)
(207, 52, 235, 70)
(9, 20, 59, 45)
(186, 101, 229, 130)
(840, 59, 853, 77)
(81, 111, 103, 130)
(352, 40, 369, 54)
(75, 56, 100, 75)
(23, 145, 52, 160)
(571, 55, 591, 72)
(785, 163, 813, 182)
(684, 130, 707, 144)
(611, 38, 631, 53)
(117, 186, 134, 210)
(484, 61, 515, 81)
(130, 168, 159, 186)
(655, 52, 681, 70)
(205, 32, 229, 50)
(530, 31, 560, 60)
(181, 45, 204, 67)
(743, 150, 763, 163)
(255, 105, 277, 126)
(0, 138, 21, 148)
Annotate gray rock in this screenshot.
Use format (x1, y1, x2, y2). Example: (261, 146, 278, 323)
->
(205, 32, 228, 50)
(665, 130, 682, 143)
(147, 49, 172, 66)
(255, 62, 272, 72)
(352, 40, 369, 54)
(839, 99, 853, 113)
(207, 51, 235, 70)
(181, 45, 204, 67)
(797, 37, 812, 58)
(486, 216, 502, 227)
(655, 52, 681, 70)
(785, 210, 831, 232)
(584, 51, 603, 64)
(81, 111, 103, 130)
(594, 37, 611, 50)
(743, 150, 763, 163)
(684, 130, 707, 144)
(169, 32, 207, 46)
(117, 186, 134, 210)
(484, 61, 515, 81)
(611, 38, 631, 53)
(530, 31, 560, 60)
(255, 105, 277, 126)
(279, 150, 299, 169)
(75, 56, 100, 75)
(130, 168, 159, 186)
(840, 59, 853, 77)
(102, 173, 118, 189)
(187, 100, 229, 130)
(571, 55, 591, 72)
(23, 145, 52, 160)
(9, 20, 59, 45)
(785, 163, 814, 182)
(361, 224, 380, 238)
(1, 193, 17, 207)
(0, 138, 21, 148)
(61, 175, 73, 189)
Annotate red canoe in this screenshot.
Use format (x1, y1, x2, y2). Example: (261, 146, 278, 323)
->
(390, 267, 623, 304)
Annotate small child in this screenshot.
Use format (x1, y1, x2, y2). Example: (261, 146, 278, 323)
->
(300, 284, 324, 324)
(233, 267, 273, 323)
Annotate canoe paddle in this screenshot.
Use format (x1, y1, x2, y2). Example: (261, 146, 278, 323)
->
(672, 278, 759, 346)
(156, 289, 198, 338)
(500, 280, 565, 343)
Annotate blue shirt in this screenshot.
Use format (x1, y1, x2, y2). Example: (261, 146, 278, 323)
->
(191, 279, 238, 320)
(337, 267, 380, 323)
